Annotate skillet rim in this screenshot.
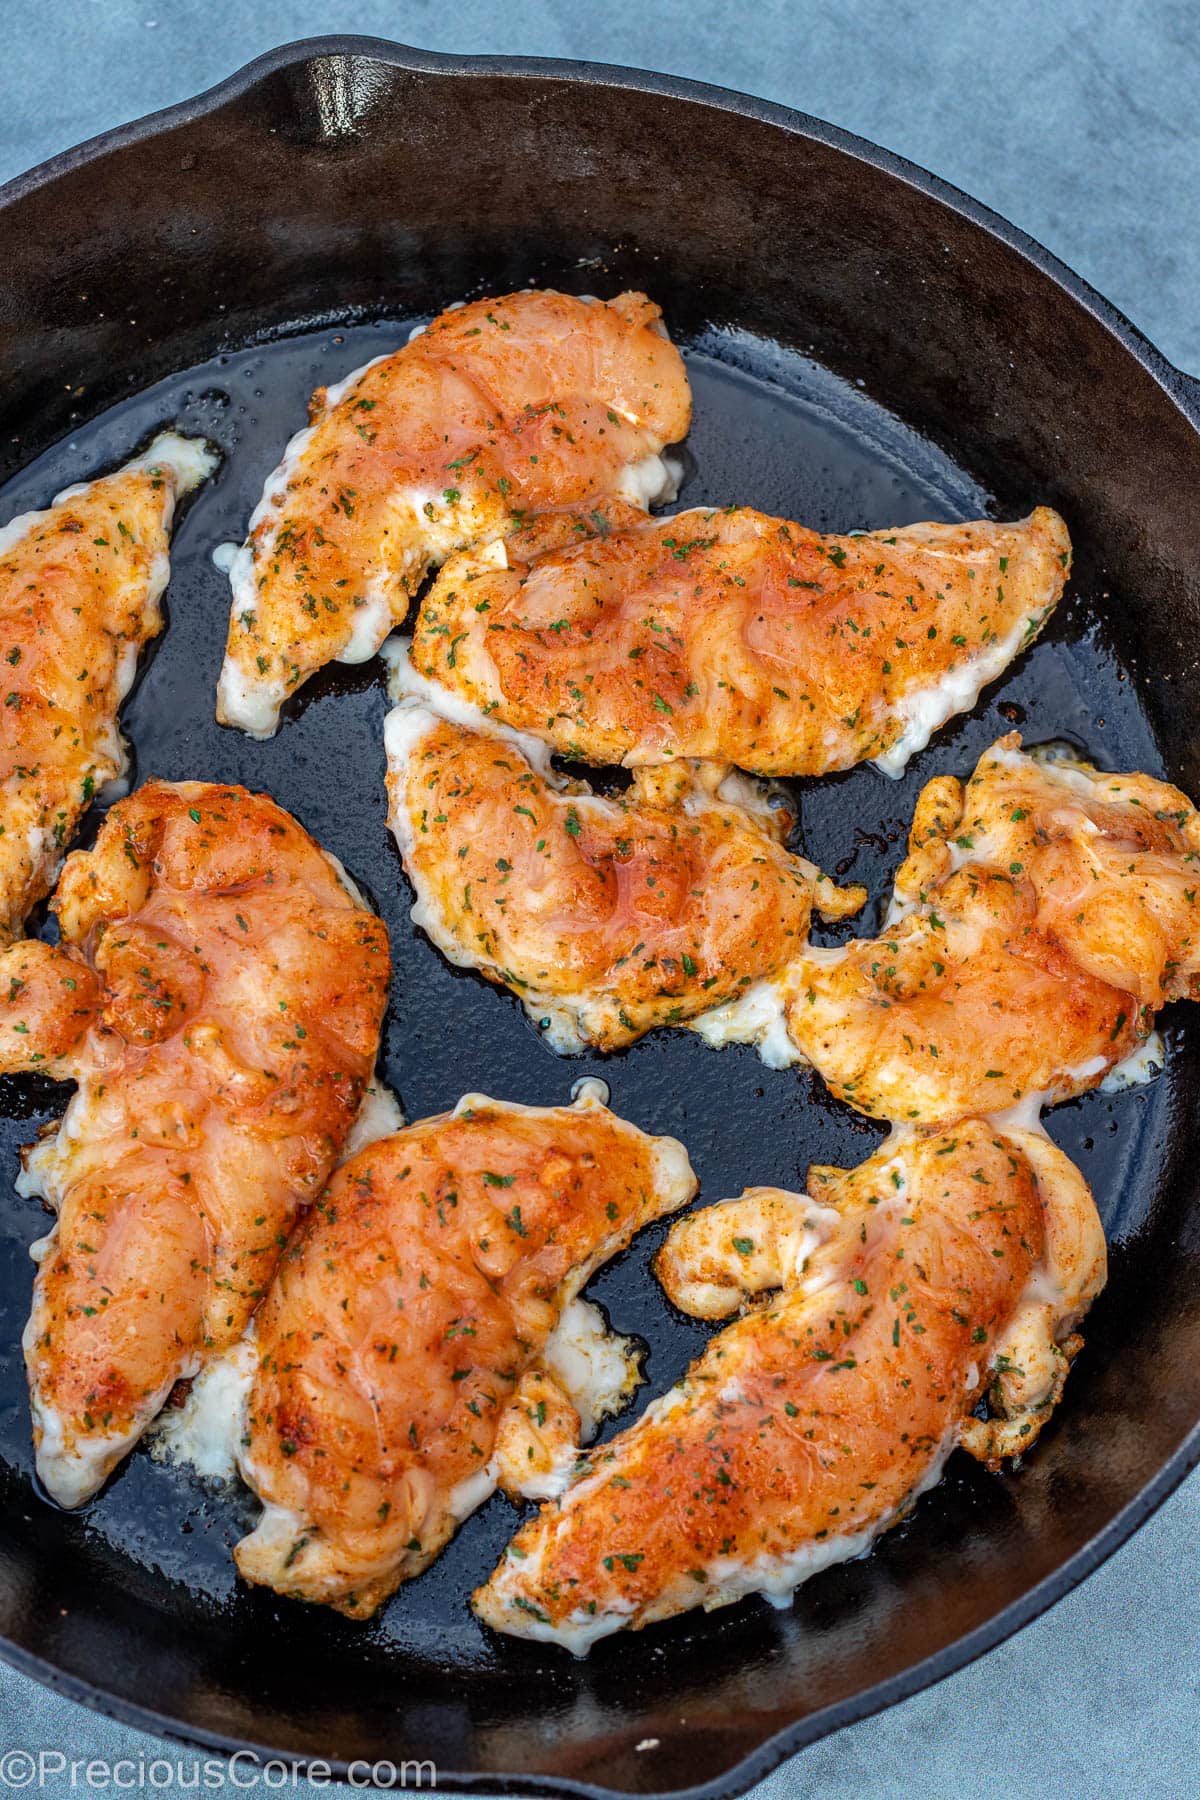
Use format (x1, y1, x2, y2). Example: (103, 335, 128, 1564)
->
(0, 33, 1198, 1799)
(2, 29, 1198, 418)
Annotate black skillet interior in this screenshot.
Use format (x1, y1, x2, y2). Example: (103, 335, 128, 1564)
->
(1, 37, 1199, 1800)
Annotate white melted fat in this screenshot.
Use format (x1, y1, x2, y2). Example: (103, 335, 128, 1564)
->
(1101, 1031, 1164, 1090)
(687, 943, 851, 1069)
(544, 1296, 641, 1443)
(33, 1391, 182, 1509)
(448, 1461, 500, 1522)
(148, 1335, 257, 1484)
(343, 1078, 406, 1153)
(873, 605, 1047, 778)
(687, 977, 800, 1069)
(213, 656, 280, 740)
(135, 431, 219, 496)
(614, 449, 681, 510)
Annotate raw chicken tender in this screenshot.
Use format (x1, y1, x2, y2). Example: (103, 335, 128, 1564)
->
(233, 1088, 696, 1615)
(412, 505, 1070, 775)
(0, 433, 215, 941)
(475, 1122, 1103, 1651)
(217, 291, 691, 737)
(787, 736, 1200, 1121)
(383, 665, 864, 1054)
(1, 781, 390, 1506)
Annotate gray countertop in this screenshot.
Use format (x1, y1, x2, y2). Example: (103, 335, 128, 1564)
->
(1, 2, 1197, 1795)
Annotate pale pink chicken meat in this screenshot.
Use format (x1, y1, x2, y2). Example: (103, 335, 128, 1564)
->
(785, 736, 1200, 1121)
(0, 781, 390, 1506)
(217, 291, 691, 737)
(0, 433, 215, 942)
(382, 671, 864, 1054)
(411, 504, 1070, 775)
(475, 1122, 1104, 1651)
(233, 1089, 696, 1615)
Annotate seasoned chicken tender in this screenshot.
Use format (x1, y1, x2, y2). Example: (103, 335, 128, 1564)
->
(383, 669, 865, 1054)
(2, 781, 390, 1507)
(233, 1089, 696, 1616)
(217, 291, 691, 737)
(0, 940, 102, 1074)
(891, 734, 1200, 1006)
(0, 434, 215, 942)
(475, 1123, 1104, 1651)
(786, 736, 1200, 1121)
(411, 505, 1070, 776)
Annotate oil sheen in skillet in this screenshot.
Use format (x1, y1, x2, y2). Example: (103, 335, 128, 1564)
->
(0, 314, 1177, 1672)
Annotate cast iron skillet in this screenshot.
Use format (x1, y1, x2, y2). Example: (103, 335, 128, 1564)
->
(0, 35, 1198, 1799)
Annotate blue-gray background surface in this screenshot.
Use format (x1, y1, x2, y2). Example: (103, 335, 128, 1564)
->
(1, 2, 1197, 1795)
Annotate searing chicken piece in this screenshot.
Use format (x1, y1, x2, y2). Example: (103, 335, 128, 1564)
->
(216, 291, 691, 738)
(0, 434, 216, 943)
(0, 940, 102, 1075)
(3, 781, 390, 1507)
(475, 1121, 1105, 1652)
(890, 734, 1200, 1004)
(411, 505, 1070, 776)
(786, 735, 1200, 1121)
(232, 1088, 696, 1615)
(382, 660, 865, 1053)
(145, 1072, 405, 1485)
